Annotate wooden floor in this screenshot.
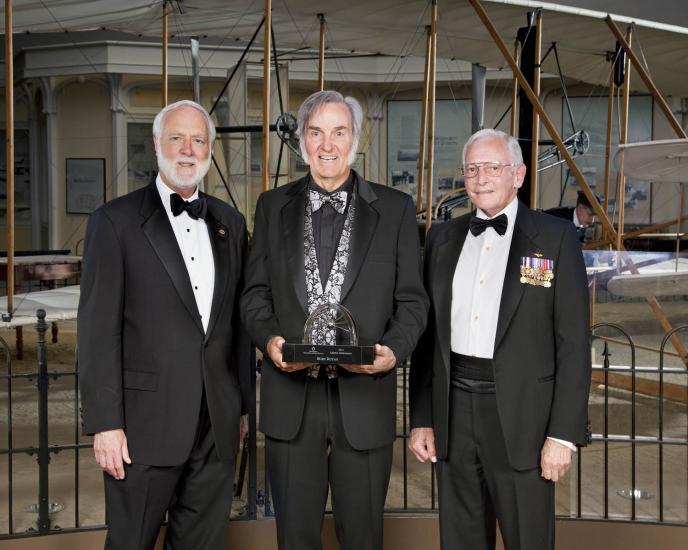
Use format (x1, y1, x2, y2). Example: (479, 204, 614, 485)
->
(0, 516, 686, 550)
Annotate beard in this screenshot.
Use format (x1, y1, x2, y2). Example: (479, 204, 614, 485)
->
(156, 150, 211, 191)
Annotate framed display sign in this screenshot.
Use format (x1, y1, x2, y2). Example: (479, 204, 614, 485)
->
(66, 158, 105, 214)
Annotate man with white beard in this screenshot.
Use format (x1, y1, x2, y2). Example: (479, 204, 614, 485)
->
(78, 100, 251, 550)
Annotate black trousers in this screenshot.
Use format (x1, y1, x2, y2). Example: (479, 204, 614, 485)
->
(103, 395, 236, 550)
(437, 385, 554, 550)
(266, 376, 393, 550)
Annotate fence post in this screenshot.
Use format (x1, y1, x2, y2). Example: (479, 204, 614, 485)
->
(35, 309, 51, 534)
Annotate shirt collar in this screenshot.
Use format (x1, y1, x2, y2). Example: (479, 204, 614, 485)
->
(572, 207, 583, 227)
(307, 171, 355, 196)
(475, 196, 519, 238)
(156, 174, 200, 216)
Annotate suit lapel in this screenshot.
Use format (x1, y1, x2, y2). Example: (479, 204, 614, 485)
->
(281, 177, 308, 314)
(434, 217, 469, 372)
(140, 184, 204, 334)
(339, 176, 379, 302)
(494, 202, 539, 351)
(203, 200, 232, 340)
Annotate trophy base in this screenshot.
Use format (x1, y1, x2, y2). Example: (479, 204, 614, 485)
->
(282, 343, 375, 365)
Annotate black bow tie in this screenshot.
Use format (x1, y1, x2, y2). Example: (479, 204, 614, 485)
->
(469, 213, 508, 236)
(170, 193, 207, 220)
(309, 189, 347, 214)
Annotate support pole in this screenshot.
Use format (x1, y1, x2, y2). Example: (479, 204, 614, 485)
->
(318, 14, 326, 91)
(262, 0, 272, 193)
(510, 40, 520, 135)
(616, 26, 632, 252)
(606, 16, 688, 139)
(417, 26, 432, 214)
(424, 0, 437, 235)
(162, 0, 169, 107)
(5, 0, 15, 319)
(468, 0, 688, 365)
(530, 10, 542, 210)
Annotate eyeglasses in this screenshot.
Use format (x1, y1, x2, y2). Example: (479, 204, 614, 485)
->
(461, 162, 517, 178)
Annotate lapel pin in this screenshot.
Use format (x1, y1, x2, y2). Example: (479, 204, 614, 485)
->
(217, 227, 227, 237)
(533, 251, 543, 258)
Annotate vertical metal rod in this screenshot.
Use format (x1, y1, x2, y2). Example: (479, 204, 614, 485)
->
(36, 309, 50, 534)
(424, 0, 437, 236)
(676, 182, 684, 271)
(416, 26, 432, 214)
(3, 336, 14, 534)
(603, 341, 609, 519)
(262, 0, 272, 193)
(510, 40, 520, 135)
(616, 26, 632, 252)
(630, 331, 636, 520)
(431, 463, 436, 509)
(162, 0, 169, 107)
(603, 68, 615, 222)
(576, 442, 582, 518)
(318, 13, 326, 91)
(191, 37, 201, 104)
(529, 10, 542, 210)
(74, 369, 80, 527)
(5, 0, 15, 319)
(402, 366, 408, 509)
(248, 348, 257, 519)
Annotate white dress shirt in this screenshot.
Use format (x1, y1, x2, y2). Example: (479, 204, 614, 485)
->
(450, 196, 575, 451)
(573, 207, 582, 228)
(156, 176, 215, 333)
(451, 197, 518, 358)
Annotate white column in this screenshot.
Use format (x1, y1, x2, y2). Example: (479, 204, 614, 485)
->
(22, 82, 42, 249)
(109, 74, 128, 199)
(366, 93, 384, 183)
(40, 77, 59, 249)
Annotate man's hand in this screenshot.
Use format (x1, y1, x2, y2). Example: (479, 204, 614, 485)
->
(239, 414, 249, 449)
(540, 438, 572, 482)
(93, 429, 131, 480)
(266, 336, 311, 372)
(409, 427, 437, 463)
(340, 344, 396, 375)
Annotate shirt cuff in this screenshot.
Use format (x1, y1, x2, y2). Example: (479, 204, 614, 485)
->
(547, 436, 577, 452)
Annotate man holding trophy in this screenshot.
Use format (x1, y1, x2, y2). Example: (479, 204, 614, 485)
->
(241, 90, 428, 550)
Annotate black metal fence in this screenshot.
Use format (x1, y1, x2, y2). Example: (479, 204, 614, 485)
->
(1, 313, 686, 539)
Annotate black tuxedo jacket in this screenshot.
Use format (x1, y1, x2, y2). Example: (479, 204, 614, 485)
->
(545, 206, 575, 222)
(410, 202, 591, 470)
(241, 173, 429, 450)
(78, 182, 251, 467)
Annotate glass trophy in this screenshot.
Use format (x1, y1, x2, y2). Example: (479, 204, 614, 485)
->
(281, 302, 375, 364)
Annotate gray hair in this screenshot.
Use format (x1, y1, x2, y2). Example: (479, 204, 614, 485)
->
(297, 90, 363, 166)
(462, 128, 523, 166)
(152, 99, 216, 146)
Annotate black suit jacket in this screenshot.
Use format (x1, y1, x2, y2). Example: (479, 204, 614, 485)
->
(241, 173, 429, 450)
(78, 182, 251, 467)
(545, 206, 574, 222)
(410, 202, 591, 470)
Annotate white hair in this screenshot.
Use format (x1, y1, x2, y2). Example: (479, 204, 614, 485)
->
(296, 90, 363, 165)
(462, 128, 523, 166)
(152, 99, 216, 146)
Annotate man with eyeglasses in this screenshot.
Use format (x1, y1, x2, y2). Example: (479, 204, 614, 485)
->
(409, 129, 591, 550)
